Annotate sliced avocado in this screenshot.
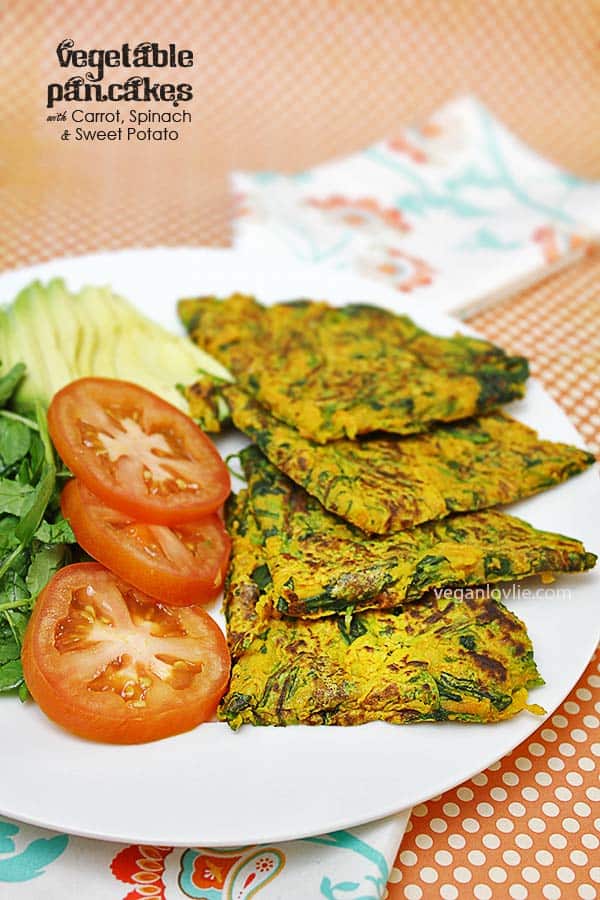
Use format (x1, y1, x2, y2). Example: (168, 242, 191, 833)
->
(75, 286, 119, 378)
(7, 281, 72, 413)
(71, 286, 102, 376)
(43, 278, 81, 379)
(0, 279, 232, 416)
(76, 284, 233, 411)
(0, 308, 10, 378)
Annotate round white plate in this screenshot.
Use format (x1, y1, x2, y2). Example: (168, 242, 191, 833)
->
(0, 248, 598, 847)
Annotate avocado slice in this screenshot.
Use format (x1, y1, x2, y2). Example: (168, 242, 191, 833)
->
(5, 281, 73, 413)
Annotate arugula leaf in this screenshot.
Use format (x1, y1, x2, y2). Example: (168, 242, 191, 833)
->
(0, 480, 35, 516)
(0, 364, 25, 407)
(15, 406, 56, 545)
(26, 544, 68, 598)
(34, 518, 75, 545)
(0, 636, 19, 664)
(22, 433, 45, 483)
(0, 418, 31, 468)
(3, 609, 29, 647)
(0, 568, 30, 607)
(16, 468, 55, 544)
(0, 659, 24, 692)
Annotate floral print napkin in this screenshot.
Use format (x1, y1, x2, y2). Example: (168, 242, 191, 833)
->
(232, 96, 600, 316)
(0, 812, 409, 899)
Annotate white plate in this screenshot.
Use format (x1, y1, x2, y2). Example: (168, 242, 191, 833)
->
(0, 248, 598, 847)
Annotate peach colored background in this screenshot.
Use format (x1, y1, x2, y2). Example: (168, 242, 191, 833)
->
(1, 2, 599, 897)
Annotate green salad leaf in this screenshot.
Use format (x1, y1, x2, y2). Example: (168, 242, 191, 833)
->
(0, 481, 35, 516)
(0, 418, 32, 468)
(0, 363, 26, 407)
(0, 364, 76, 696)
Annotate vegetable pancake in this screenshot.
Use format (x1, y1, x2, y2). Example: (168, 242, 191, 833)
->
(179, 295, 529, 442)
(222, 490, 273, 659)
(219, 493, 544, 728)
(241, 447, 597, 617)
(226, 386, 595, 533)
(183, 373, 232, 432)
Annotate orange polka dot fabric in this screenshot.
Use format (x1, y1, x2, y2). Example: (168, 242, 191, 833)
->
(387, 649, 600, 899)
(1, 3, 598, 897)
(469, 251, 600, 458)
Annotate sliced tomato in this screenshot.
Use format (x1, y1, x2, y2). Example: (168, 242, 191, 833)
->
(22, 563, 231, 744)
(48, 378, 230, 524)
(61, 479, 231, 606)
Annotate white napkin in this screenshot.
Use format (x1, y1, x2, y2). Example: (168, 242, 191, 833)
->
(232, 96, 600, 317)
(0, 812, 409, 899)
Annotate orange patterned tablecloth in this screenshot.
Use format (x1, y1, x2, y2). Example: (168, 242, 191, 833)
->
(1, 2, 599, 897)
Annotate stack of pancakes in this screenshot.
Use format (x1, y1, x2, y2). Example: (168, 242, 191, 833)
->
(179, 295, 595, 728)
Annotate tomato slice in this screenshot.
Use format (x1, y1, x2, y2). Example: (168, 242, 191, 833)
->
(22, 563, 231, 744)
(48, 378, 230, 524)
(61, 479, 231, 606)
